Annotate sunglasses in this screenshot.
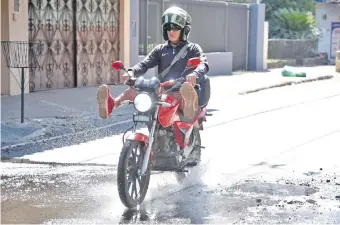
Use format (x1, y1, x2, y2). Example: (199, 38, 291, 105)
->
(165, 24, 181, 31)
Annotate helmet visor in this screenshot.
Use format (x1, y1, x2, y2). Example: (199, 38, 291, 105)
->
(164, 23, 182, 31)
(162, 13, 186, 28)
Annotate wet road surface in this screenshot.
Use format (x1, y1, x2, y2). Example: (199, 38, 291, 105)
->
(2, 79, 340, 224)
(2, 161, 339, 224)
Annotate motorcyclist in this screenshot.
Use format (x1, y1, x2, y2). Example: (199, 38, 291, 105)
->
(97, 6, 210, 120)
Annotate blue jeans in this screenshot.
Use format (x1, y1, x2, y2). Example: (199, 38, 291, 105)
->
(197, 76, 210, 107)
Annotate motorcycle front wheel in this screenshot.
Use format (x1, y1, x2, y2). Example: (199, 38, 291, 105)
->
(117, 140, 151, 208)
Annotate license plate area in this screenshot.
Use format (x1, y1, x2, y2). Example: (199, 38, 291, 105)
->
(133, 113, 151, 123)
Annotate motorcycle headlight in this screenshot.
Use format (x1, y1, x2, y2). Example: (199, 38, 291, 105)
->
(133, 93, 153, 112)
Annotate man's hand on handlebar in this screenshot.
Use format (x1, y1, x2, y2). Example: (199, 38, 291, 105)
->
(125, 77, 136, 86)
(123, 71, 136, 86)
(122, 73, 130, 81)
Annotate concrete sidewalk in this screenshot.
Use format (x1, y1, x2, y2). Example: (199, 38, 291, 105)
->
(1, 84, 130, 147)
(1, 65, 337, 148)
(210, 66, 336, 95)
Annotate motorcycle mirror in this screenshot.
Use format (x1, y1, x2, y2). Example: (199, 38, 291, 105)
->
(186, 57, 201, 69)
(112, 61, 124, 71)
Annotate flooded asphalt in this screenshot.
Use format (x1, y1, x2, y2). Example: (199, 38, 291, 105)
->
(1, 161, 339, 224)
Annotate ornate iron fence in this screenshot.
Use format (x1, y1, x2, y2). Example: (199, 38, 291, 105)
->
(28, 0, 120, 92)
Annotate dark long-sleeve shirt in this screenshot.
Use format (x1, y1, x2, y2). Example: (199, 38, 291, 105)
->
(130, 41, 209, 82)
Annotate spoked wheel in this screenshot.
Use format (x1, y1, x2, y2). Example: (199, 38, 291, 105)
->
(117, 140, 151, 208)
(175, 128, 202, 183)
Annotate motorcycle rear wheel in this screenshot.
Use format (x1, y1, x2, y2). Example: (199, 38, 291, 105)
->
(117, 140, 151, 208)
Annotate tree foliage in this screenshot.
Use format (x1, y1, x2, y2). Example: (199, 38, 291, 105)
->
(270, 8, 320, 39)
(262, 0, 316, 21)
(261, 0, 317, 39)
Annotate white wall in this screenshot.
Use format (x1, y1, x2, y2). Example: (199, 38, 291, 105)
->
(1, 0, 29, 96)
(315, 3, 340, 64)
(263, 21, 269, 71)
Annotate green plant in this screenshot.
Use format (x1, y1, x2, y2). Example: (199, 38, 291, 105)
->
(270, 8, 320, 39)
(262, 0, 315, 21)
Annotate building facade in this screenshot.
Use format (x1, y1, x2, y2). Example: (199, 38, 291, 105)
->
(1, 0, 267, 96)
(315, 0, 340, 64)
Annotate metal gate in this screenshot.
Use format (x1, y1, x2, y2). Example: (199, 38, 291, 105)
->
(28, 0, 120, 92)
(139, 0, 250, 71)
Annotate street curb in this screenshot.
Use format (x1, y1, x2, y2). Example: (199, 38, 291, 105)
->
(1, 118, 133, 151)
(238, 75, 334, 95)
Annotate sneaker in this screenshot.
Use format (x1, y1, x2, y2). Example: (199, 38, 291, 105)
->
(97, 84, 115, 119)
(179, 82, 198, 120)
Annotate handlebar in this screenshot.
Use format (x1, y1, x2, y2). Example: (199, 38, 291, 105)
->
(160, 77, 186, 88)
(125, 76, 200, 93)
(116, 56, 202, 89)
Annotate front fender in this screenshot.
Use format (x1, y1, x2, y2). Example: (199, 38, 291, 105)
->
(125, 128, 149, 146)
(124, 128, 152, 161)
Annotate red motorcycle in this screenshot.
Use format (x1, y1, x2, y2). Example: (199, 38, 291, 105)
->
(112, 58, 207, 208)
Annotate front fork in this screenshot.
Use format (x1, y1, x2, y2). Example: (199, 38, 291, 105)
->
(138, 105, 160, 176)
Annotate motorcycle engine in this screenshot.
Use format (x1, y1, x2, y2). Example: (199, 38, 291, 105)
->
(153, 126, 177, 153)
(152, 125, 184, 170)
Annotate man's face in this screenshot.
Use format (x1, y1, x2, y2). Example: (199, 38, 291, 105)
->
(166, 24, 181, 43)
